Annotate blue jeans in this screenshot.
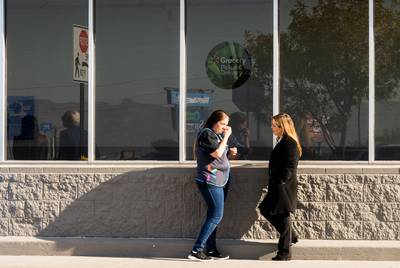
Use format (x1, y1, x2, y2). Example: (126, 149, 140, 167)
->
(192, 180, 229, 253)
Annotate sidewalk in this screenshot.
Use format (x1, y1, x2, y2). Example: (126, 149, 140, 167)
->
(0, 256, 398, 268)
(0, 237, 399, 261)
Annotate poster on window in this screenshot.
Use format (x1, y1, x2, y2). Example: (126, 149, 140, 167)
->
(73, 25, 88, 82)
(164, 87, 213, 133)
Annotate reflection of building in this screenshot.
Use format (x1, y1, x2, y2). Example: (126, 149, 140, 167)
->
(165, 87, 214, 159)
(165, 87, 214, 133)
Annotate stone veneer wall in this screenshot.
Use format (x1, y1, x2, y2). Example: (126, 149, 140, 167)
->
(0, 165, 399, 240)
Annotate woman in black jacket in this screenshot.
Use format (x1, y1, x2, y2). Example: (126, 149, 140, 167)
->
(259, 113, 302, 261)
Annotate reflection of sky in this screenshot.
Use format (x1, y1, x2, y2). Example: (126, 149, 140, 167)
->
(8, 0, 86, 9)
(383, 0, 400, 10)
(7, 5, 87, 105)
(6, 1, 267, 150)
(7, 1, 274, 107)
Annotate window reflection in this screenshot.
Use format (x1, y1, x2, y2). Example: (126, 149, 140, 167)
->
(12, 115, 49, 160)
(7, 0, 88, 160)
(186, 0, 273, 160)
(58, 111, 88, 160)
(280, 0, 368, 160)
(96, 0, 180, 160)
(9, 1, 400, 162)
(375, 1, 400, 160)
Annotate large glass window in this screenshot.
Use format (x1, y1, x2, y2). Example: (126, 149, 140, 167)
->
(186, 0, 273, 160)
(96, 0, 180, 160)
(7, 0, 88, 160)
(375, 1, 400, 160)
(7, 1, 400, 163)
(280, 0, 369, 160)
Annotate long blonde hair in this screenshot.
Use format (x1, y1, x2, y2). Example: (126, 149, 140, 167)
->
(272, 113, 302, 157)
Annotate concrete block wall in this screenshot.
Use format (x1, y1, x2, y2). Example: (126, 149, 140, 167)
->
(0, 165, 398, 240)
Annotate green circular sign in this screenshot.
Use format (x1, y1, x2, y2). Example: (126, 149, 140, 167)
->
(206, 41, 252, 89)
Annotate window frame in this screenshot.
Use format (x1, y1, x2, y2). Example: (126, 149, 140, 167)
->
(2, 0, 400, 164)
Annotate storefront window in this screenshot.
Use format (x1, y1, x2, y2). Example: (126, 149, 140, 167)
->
(96, 0, 180, 160)
(280, 0, 369, 160)
(7, 0, 88, 160)
(8, 1, 400, 163)
(186, 0, 273, 160)
(375, 1, 400, 160)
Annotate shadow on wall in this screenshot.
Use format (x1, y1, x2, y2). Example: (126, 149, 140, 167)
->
(36, 167, 275, 258)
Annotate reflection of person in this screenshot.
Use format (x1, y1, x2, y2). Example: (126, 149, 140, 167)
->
(258, 113, 302, 261)
(12, 115, 49, 160)
(297, 112, 315, 159)
(188, 110, 237, 261)
(58, 110, 87, 160)
(228, 112, 250, 159)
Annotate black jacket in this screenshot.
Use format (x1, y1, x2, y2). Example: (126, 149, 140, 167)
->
(260, 135, 299, 215)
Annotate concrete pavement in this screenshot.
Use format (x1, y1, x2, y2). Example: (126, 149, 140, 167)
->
(0, 237, 400, 261)
(0, 256, 399, 268)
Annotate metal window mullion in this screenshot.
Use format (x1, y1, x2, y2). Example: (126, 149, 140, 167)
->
(368, 0, 375, 163)
(273, 0, 279, 146)
(179, 0, 186, 162)
(88, 0, 95, 162)
(0, 0, 5, 162)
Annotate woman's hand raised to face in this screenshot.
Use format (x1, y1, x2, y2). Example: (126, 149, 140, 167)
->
(223, 126, 232, 137)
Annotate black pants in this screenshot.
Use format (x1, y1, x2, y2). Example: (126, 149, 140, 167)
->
(265, 212, 297, 257)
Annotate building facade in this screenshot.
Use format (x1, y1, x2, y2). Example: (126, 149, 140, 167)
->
(0, 0, 399, 240)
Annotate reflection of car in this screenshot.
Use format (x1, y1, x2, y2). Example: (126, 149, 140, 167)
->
(376, 144, 400, 160)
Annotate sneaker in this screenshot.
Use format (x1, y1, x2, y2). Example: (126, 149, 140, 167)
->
(207, 250, 230, 260)
(188, 251, 212, 261)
